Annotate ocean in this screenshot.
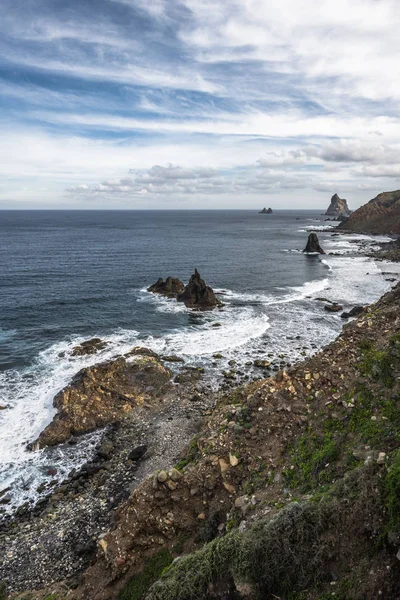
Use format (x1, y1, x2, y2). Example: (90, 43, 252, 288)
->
(0, 209, 397, 514)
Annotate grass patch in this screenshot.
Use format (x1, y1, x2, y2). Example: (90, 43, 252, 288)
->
(119, 549, 173, 600)
(349, 388, 400, 448)
(0, 583, 6, 600)
(284, 428, 341, 491)
(384, 450, 400, 535)
(358, 335, 400, 388)
(174, 435, 200, 472)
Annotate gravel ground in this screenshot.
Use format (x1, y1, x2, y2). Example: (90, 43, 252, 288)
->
(0, 381, 214, 593)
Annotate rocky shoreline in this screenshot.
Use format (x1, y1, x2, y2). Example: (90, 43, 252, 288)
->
(1, 235, 400, 599)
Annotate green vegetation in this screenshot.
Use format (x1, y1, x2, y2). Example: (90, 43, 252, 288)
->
(384, 450, 400, 534)
(358, 334, 400, 388)
(174, 435, 200, 471)
(119, 549, 173, 600)
(284, 428, 341, 491)
(349, 388, 400, 447)
(0, 583, 7, 600)
(147, 501, 335, 600)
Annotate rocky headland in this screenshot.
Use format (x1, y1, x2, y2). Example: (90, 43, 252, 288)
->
(339, 189, 400, 235)
(325, 193, 351, 218)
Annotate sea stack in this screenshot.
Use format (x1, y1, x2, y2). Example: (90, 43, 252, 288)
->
(177, 269, 221, 310)
(259, 207, 273, 214)
(147, 276, 185, 298)
(325, 193, 351, 218)
(303, 233, 325, 254)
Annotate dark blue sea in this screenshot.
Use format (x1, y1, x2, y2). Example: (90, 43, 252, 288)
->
(0, 209, 394, 512)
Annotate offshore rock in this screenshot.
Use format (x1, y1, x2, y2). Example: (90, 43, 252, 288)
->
(325, 193, 351, 217)
(71, 338, 108, 357)
(147, 276, 185, 298)
(303, 233, 325, 254)
(34, 356, 172, 448)
(177, 269, 221, 311)
(259, 207, 273, 214)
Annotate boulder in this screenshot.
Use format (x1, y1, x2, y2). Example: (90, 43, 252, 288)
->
(71, 338, 108, 357)
(125, 346, 159, 358)
(303, 233, 325, 254)
(33, 356, 172, 448)
(341, 306, 365, 319)
(128, 445, 148, 461)
(325, 303, 343, 313)
(147, 276, 185, 298)
(177, 269, 222, 310)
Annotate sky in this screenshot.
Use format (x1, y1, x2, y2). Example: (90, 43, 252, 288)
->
(1, 0, 400, 210)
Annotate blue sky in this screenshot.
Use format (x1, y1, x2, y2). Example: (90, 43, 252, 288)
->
(1, 0, 400, 209)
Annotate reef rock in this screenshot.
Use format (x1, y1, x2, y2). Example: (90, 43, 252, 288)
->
(177, 269, 221, 311)
(34, 356, 172, 448)
(303, 233, 325, 254)
(259, 207, 273, 214)
(147, 276, 185, 298)
(325, 193, 351, 217)
(71, 338, 108, 357)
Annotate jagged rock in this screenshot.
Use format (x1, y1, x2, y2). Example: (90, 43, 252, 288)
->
(147, 276, 185, 298)
(33, 356, 172, 448)
(341, 306, 365, 319)
(161, 355, 185, 363)
(259, 207, 273, 214)
(325, 303, 343, 313)
(325, 193, 351, 217)
(177, 269, 221, 311)
(125, 346, 159, 358)
(303, 233, 325, 254)
(71, 338, 108, 357)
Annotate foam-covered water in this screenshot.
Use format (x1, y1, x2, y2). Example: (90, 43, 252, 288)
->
(0, 210, 399, 515)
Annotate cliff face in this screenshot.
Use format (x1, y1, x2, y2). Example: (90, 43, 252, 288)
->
(325, 193, 350, 216)
(339, 189, 400, 234)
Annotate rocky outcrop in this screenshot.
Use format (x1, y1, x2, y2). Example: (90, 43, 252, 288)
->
(34, 356, 172, 448)
(339, 189, 400, 234)
(303, 233, 325, 254)
(325, 193, 350, 217)
(147, 277, 185, 298)
(259, 207, 273, 214)
(324, 303, 343, 313)
(341, 305, 365, 319)
(177, 269, 222, 311)
(71, 338, 108, 357)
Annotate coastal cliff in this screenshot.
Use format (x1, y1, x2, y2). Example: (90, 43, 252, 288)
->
(339, 189, 400, 234)
(4, 279, 400, 600)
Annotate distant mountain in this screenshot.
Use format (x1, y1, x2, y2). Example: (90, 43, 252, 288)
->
(259, 207, 273, 214)
(339, 189, 400, 234)
(325, 193, 350, 217)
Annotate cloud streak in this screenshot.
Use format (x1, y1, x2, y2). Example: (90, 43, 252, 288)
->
(1, 0, 400, 207)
